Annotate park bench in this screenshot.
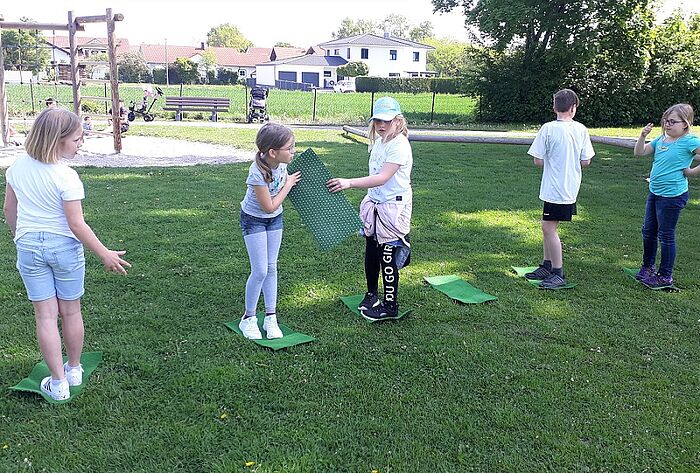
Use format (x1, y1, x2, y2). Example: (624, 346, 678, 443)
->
(163, 96, 230, 122)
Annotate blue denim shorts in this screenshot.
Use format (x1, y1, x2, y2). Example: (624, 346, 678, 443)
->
(240, 210, 283, 236)
(15, 232, 86, 302)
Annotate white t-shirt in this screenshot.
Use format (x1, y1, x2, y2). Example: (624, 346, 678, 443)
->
(367, 134, 413, 204)
(528, 120, 595, 204)
(239, 161, 288, 218)
(6, 154, 85, 242)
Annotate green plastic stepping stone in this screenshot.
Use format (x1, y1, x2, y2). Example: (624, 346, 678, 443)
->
(287, 148, 362, 251)
(423, 275, 497, 304)
(9, 352, 102, 404)
(225, 314, 315, 350)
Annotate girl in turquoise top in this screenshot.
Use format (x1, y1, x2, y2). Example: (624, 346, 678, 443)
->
(633, 103, 700, 288)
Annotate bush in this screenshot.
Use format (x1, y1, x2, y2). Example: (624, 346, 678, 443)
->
(81, 100, 102, 114)
(355, 77, 463, 94)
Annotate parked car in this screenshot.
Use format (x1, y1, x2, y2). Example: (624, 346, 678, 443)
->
(333, 78, 356, 93)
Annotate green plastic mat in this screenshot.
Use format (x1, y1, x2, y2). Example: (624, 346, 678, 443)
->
(340, 294, 412, 323)
(287, 148, 362, 251)
(9, 351, 102, 404)
(511, 266, 577, 290)
(622, 267, 679, 291)
(424, 275, 497, 304)
(225, 315, 315, 350)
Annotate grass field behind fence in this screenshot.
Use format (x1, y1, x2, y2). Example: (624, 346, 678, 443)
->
(1, 128, 699, 472)
(4, 83, 478, 125)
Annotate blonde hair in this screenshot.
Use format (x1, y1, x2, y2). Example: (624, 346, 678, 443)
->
(25, 108, 81, 164)
(661, 103, 694, 135)
(368, 114, 409, 150)
(254, 122, 294, 183)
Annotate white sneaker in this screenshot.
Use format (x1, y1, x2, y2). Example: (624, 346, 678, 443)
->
(263, 314, 283, 339)
(239, 316, 262, 340)
(40, 376, 70, 401)
(64, 362, 84, 386)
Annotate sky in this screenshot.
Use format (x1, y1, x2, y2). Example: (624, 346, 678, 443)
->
(1, 0, 699, 48)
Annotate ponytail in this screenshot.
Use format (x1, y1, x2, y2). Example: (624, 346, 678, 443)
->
(254, 122, 293, 182)
(255, 150, 274, 183)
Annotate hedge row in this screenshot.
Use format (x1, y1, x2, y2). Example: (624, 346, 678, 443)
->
(355, 77, 462, 94)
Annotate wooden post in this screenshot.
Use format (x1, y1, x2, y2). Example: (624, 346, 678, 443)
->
(68, 11, 81, 115)
(106, 8, 121, 152)
(0, 26, 9, 146)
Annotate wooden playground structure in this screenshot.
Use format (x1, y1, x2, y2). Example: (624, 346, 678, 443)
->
(0, 9, 124, 152)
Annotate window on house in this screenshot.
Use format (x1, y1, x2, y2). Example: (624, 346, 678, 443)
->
(239, 70, 246, 76)
(347, 48, 350, 59)
(361, 48, 369, 59)
(324, 70, 332, 77)
(334, 49, 340, 55)
(390, 50, 397, 60)
(413, 51, 419, 62)
(389, 72, 400, 77)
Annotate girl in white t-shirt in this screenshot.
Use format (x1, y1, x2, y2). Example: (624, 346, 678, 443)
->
(238, 123, 301, 340)
(3, 108, 131, 401)
(327, 97, 412, 321)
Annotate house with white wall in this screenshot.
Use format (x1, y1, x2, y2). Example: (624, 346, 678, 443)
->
(255, 54, 347, 88)
(318, 33, 435, 77)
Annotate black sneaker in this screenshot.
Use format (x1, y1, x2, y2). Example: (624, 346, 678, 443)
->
(361, 302, 400, 322)
(525, 265, 551, 280)
(358, 292, 380, 312)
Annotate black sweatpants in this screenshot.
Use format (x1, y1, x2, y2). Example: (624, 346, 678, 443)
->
(364, 236, 399, 307)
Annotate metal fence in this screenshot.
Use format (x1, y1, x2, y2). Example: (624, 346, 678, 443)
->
(4, 82, 477, 125)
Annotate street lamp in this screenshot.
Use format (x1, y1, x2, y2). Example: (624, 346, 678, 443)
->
(164, 38, 169, 86)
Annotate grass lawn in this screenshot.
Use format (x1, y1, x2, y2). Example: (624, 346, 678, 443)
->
(1, 128, 699, 472)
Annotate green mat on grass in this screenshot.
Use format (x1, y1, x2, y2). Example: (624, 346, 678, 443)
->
(511, 266, 577, 290)
(287, 148, 362, 251)
(225, 315, 315, 350)
(424, 275, 497, 304)
(622, 267, 679, 291)
(9, 351, 102, 404)
(340, 294, 412, 323)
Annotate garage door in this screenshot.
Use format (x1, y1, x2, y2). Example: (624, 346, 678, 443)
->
(279, 71, 297, 82)
(301, 72, 319, 87)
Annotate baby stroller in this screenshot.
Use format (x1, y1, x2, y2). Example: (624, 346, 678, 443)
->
(247, 86, 269, 123)
(128, 86, 163, 122)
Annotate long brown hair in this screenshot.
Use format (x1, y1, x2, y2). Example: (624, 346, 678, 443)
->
(25, 108, 81, 164)
(254, 122, 294, 183)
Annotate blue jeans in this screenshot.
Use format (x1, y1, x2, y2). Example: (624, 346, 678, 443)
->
(15, 232, 85, 301)
(641, 191, 688, 278)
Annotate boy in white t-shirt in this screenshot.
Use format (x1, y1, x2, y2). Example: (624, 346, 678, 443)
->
(526, 89, 595, 289)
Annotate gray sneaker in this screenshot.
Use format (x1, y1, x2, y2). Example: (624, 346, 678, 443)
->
(538, 273, 568, 289)
(358, 292, 380, 312)
(525, 265, 551, 280)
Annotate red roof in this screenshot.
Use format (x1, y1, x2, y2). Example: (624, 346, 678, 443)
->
(139, 44, 199, 64)
(44, 35, 130, 55)
(270, 46, 307, 61)
(207, 46, 270, 67)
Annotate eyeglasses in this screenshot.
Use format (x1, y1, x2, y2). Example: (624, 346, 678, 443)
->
(275, 145, 296, 152)
(663, 119, 685, 126)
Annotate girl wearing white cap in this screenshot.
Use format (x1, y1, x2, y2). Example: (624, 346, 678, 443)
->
(327, 96, 412, 321)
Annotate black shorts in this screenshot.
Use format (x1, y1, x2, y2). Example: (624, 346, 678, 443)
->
(542, 201, 577, 221)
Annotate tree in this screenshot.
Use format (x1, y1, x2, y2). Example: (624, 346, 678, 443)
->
(174, 57, 199, 84)
(424, 37, 472, 77)
(380, 14, 412, 38)
(117, 51, 151, 83)
(206, 23, 252, 51)
(200, 48, 218, 83)
(1, 28, 50, 74)
(432, 0, 655, 123)
(336, 61, 370, 77)
(332, 17, 377, 39)
(409, 21, 434, 42)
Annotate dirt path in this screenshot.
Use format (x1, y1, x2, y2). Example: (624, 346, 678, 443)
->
(0, 135, 253, 168)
